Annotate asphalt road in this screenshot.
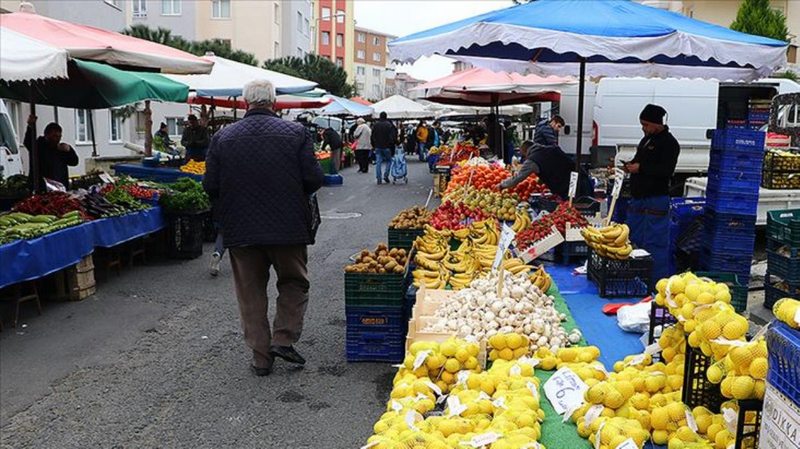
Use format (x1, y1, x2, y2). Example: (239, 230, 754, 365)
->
(0, 158, 434, 449)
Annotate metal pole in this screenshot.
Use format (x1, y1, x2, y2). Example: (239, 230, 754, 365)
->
(30, 99, 39, 193)
(52, 105, 58, 123)
(575, 57, 586, 171)
(89, 110, 98, 157)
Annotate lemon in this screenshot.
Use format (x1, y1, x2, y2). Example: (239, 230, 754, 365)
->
(668, 402, 686, 421)
(499, 348, 514, 360)
(652, 429, 669, 445)
(696, 291, 716, 305)
(754, 380, 766, 399)
(455, 348, 470, 363)
(585, 382, 607, 405)
(441, 371, 455, 384)
(715, 289, 732, 304)
(668, 437, 684, 449)
(657, 278, 669, 295)
(440, 340, 458, 357)
(707, 364, 724, 383)
(749, 357, 768, 379)
(464, 356, 479, 371)
(701, 321, 723, 341)
(669, 276, 686, 294)
(480, 379, 495, 395)
(720, 376, 733, 398)
(722, 318, 748, 340)
(513, 347, 528, 359)
(651, 407, 669, 430)
(715, 429, 732, 448)
(696, 414, 712, 434)
(444, 358, 461, 373)
(731, 376, 755, 400)
(426, 354, 445, 370)
(489, 334, 507, 350)
(506, 333, 524, 350)
(729, 346, 753, 369)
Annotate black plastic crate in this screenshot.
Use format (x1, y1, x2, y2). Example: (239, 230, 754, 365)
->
(767, 248, 800, 284)
(344, 272, 405, 306)
(761, 150, 800, 189)
(165, 211, 206, 259)
(555, 240, 590, 264)
(587, 250, 653, 298)
(387, 227, 424, 251)
(764, 272, 800, 310)
(647, 303, 677, 346)
(732, 399, 762, 449)
(695, 271, 748, 313)
(681, 341, 724, 412)
(766, 209, 800, 249)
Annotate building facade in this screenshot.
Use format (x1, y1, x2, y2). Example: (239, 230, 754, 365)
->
(194, 0, 282, 64)
(313, 0, 355, 82)
(282, 0, 313, 58)
(390, 73, 425, 99)
(126, 0, 198, 40)
(352, 26, 395, 100)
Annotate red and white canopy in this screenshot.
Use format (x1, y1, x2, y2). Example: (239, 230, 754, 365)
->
(0, 28, 69, 82)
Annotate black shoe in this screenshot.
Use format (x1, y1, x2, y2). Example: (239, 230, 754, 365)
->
(383, 177, 390, 183)
(251, 365, 272, 376)
(269, 345, 306, 365)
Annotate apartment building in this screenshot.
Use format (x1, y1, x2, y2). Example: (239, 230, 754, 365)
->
(352, 26, 395, 100)
(390, 73, 425, 99)
(314, 0, 355, 82)
(282, 0, 313, 58)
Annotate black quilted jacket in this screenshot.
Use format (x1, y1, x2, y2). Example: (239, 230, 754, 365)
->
(203, 109, 324, 247)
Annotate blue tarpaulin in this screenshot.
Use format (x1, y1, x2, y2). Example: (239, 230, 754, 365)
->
(91, 206, 165, 248)
(114, 164, 202, 183)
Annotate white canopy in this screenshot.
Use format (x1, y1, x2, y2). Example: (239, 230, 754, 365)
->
(166, 54, 317, 97)
(371, 95, 433, 119)
(0, 28, 68, 82)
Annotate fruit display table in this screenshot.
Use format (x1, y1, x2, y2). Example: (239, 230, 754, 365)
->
(114, 163, 203, 183)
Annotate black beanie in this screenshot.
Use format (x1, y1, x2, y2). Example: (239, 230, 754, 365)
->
(639, 104, 667, 125)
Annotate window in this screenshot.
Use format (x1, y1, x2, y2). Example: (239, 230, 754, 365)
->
(132, 0, 146, 17)
(297, 47, 304, 57)
(356, 66, 365, 76)
(321, 31, 330, 46)
(372, 52, 381, 62)
(75, 109, 91, 143)
(321, 7, 330, 20)
(161, 0, 181, 15)
(297, 11, 303, 30)
(356, 82, 365, 92)
(372, 68, 382, 78)
(109, 109, 123, 143)
(274, 3, 279, 23)
(304, 18, 310, 34)
(212, 0, 230, 18)
(336, 10, 344, 23)
(356, 49, 365, 59)
(357, 32, 365, 43)
(372, 84, 381, 98)
(166, 117, 183, 137)
(274, 41, 280, 56)
(336, 33, 343, 47)
(336, 57, 344, 68)
(373, 36, 380, 46)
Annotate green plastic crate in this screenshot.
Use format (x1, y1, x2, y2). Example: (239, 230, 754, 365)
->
(696, 271, 748, 312)
(387, 228, 424, 251)
(344, 272, 405, 306)
(767, 209, 800, 249)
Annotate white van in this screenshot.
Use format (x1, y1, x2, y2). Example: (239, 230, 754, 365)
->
(594, 77, 800, 173)
(0, 99, 24, 178)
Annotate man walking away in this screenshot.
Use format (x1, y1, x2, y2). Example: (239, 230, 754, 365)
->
(371, 112, 397, 184)
(353, 118, 372, 174)
(415, 121, 429, 161)
(203, 80, 324, 376)
(181, 114, 210, 162)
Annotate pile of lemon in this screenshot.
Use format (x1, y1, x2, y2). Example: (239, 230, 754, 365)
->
(488, 333, 530, 361)
(773, 297, 800, 328)
(706, 337, 768, 400)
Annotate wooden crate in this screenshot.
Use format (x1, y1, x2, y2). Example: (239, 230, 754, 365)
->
(45, 255, 97, 301)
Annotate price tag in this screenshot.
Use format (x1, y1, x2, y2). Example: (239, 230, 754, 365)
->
(456, 370, 470, 386)
(795, 308, 800, 326)
(644, 342, 662, 356)
(510, 364, 522, 376)
(478, 391, 492, 401)
(413, 350, 431, 370)
(584, 404, 605, 427)
(685, 410, 699, 433)
(436, 394, 449, 405)
(722, 407, 738, 434)
(492, 397, 508, 410)
(360, 442, 379, 449)
(519, 356, 540, 368)
(625, 353, 647, 367)
(468, 432, 501, 447)
(424, 380, 443, 396)
(404, 410, 423, 430)
(568, 171, 579, 199)
(390, 400, 403, 412)
(424, 189, 434, 209)
(591, 363, 609, 377)
(611, 169, 624, 199)
(594, 422, 605, 449)
(615, 438, 638, 449)
(99, 172, 115, 184)
(527, 381, 540, 401)
(543, 367, 588, 416)
(492, 222, 517, 272)
(711, 338, 748, 348)
(446, 396, 468, 417)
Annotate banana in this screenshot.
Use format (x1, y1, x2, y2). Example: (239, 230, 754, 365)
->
(421, 247, 448, 261)
(613, 224, 629, 247)
(508, 265, 532, 275)
(599, 225, 622, 239)
(414, 254, 440, 271)
(453, 228, 470, 240)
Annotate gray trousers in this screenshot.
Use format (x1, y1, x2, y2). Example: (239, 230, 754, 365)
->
(229, 245, 310, 368)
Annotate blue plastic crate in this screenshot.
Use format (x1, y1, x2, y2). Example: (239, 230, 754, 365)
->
(711, 129, 766, 153)
(346, 331, 405, 362)
(705, 185, 759, 216)
(707, 171, 762, 193)
(700, 247, 752, 280)
(767, 321, 800, 406)
(709, 148, 765, 174)
(705, 232, 756, 254)
(704, 208, 757, 234)
(346, 305, 407, 335)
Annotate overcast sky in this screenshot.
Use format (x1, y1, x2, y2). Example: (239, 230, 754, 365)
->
(354, 0, 513, 81)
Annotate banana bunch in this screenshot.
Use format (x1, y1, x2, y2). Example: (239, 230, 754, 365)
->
(529, 266, 552, 293)
(466, 219, 499, 245)
(413, 229, 452, 289)
(511, 208, 531, 233)
(581, 224, 632, 260)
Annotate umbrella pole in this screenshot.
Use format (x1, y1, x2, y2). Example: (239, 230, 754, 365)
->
(575, 57, 586, 171)
(143, 100, 153, 157)
(29, 98, 40, 193)
(89, 110, 98, 158)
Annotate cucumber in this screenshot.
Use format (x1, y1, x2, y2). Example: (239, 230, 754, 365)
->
(60, 211, 81, 219)
(29, 215, 56, 224)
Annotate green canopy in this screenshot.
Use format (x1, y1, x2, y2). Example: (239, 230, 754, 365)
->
(0, 59, 188, 109)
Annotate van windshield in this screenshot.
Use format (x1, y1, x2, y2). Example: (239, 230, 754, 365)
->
(0, 113, 19, 154)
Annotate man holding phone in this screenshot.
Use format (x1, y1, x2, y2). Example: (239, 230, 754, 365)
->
(623, 104, 680, 281)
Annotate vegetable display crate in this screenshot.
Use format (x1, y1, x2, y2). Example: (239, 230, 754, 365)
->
(696, 271, 748, 313)
(647, 303, 677, 361)
(165, 211, 205, 260)
(766, 320, 800, 407)
(587, 250, 653, 298)
(711, 129, 766, 153)
(767, 209, 800, 249)
(344, 272, 405, 307)
(387, 227, 424, 251)
(766, 245, 800, 285)
(761, 150, 800, 190)
(764, 273, 800, 310)
(681, 341, 724, 412)
(554, 240, 590, 264)
(535, 195, 600, 216)
(732, 399, 763, 449)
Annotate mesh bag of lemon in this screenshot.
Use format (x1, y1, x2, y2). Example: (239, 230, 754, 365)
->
(705, 338, 768, 401)
(773, 297, 800, 328)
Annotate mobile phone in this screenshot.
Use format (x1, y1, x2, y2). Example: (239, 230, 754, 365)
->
(619, 159, 628, 166)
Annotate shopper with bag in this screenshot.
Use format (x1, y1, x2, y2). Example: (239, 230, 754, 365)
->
(353, 118, 372, 174)
(204, 80, 324, 376)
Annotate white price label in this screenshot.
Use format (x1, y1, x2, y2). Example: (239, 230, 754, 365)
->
(446, 396, 468, 417)
(591, 362, 609, 376)
(424, 380, 442, 396)
(390, 400, 403, 412)
(456, 370, 470, 386)
(611, 168, 625, 199)
(519, 356, 540, 368)
(711, 338, 748, 348)
(510, 364, 522, 376)
(722, 407, 738, 434)
(685, 410, 699, 433)
(469, 432, 501, 447)
(626, 353, 647, 367)
(584, 404, 605, 427)
(543, 367, 589, 416)
(436, 394, 449, 405)
(594, 422, 605, 449)
(492, 397, 508, 410)
(644, 342, 662, 355)
(360, 442, 379, 449)
(99, 172, 115, 184)
(568, 171, 579, 199)
(492, 223, 517, 272)
(615, 438, 638, 449)
(404, 410, 422, 430)
(478, 391, 492, 401)
(413, 350, 431, 370)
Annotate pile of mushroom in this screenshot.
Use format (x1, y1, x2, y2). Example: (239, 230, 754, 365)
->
(422, 271, 583, 353)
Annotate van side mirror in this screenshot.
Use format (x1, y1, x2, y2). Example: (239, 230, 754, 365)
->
(564, 125, 571, 135)
(705, 129, 714, 139)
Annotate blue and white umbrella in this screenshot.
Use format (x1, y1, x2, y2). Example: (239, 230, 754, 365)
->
(390, 0, 787, 81)
(318, 95, 374, 117)
(389, 0, 788, 160)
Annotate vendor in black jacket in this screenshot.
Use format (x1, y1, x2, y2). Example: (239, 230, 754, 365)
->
(24, 116, 79, 191)
(623, 104, 680, 282)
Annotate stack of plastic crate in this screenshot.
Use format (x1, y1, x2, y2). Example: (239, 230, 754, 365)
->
(701, 129, 764, 300)
(669, 197, 706, 275)
(765, 209, 800, 309)
(344, 271, 408, 363)
(747, 99, 771, 131)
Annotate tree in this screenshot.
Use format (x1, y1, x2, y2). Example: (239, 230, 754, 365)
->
(263, 54, 356, 97)
(123, 25, 259, 66)
(730, 0, 788, 42)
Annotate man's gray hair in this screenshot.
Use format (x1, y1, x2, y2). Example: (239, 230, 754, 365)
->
(243, 79, 276, 108)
